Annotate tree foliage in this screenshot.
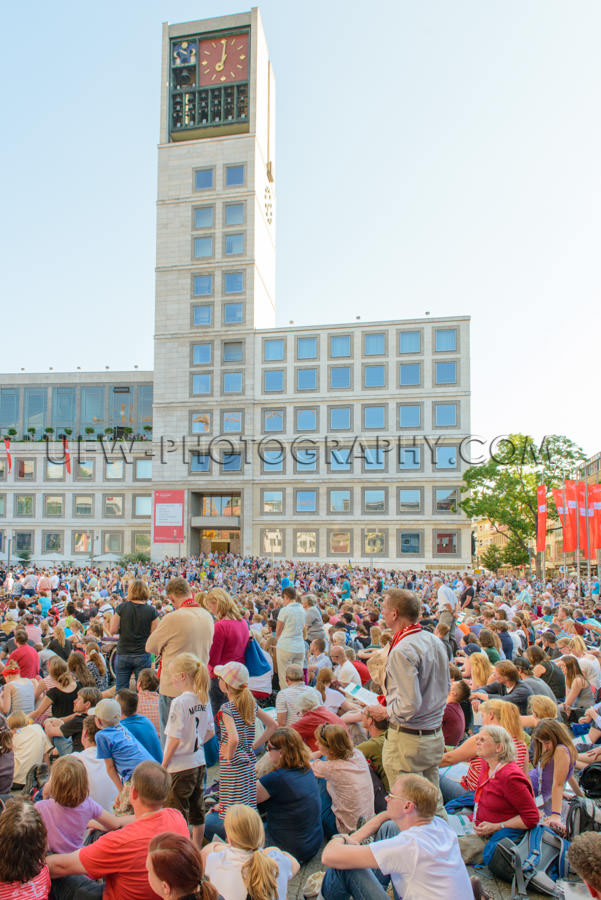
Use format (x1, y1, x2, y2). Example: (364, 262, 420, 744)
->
(461, 434, 586, 560)
(481, 545, 504, 573)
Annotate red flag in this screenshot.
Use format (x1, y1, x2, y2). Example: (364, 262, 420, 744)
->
(536, 484, 547, 553)
(3, 439, 11, 474)
(564, 481, 579, 553)
(577, 481, 593, 558)
(552, 488, 573, 553)
(62, 437, 72, 475)
(590, 484, 601, 552)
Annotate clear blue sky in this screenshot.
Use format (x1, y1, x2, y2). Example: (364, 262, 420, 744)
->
(1, 1, 599, 454)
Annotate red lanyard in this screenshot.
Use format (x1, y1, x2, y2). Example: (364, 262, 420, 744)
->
(180, 598, 199, 608)
(387, 623, 422, 654)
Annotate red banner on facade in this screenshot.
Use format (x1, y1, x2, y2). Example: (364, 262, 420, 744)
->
(576, 481, 593, 558)
(3, 439, 11, 474)
(552, 487, 576, 554)
(564, 481, 579, 554)
(536, 485, 547, 553)
(153, 490, 185, 543)
(590, 484, 601, 552)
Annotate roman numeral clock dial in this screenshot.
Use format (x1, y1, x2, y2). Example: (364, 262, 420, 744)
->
(198, 33, 249, 84)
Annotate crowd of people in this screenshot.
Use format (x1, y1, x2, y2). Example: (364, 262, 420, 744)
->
(0, 556, 600, 898)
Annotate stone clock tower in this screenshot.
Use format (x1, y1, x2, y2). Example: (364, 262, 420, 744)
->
(152, 10, 276, 557)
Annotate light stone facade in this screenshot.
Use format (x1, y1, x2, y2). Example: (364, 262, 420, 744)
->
(0, 10, 473, 568)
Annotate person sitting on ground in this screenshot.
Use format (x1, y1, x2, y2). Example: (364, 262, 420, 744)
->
(0, 660, 35, 716)
(47, 760, 189, 900)
(291, 690, 350, 752)
(71, 716, 119, 811)
(202, 803, 299, 900)
(0, 798, 50, 898)
(459, 725, 540, 867)
(307, 638, 330, 681)
(256, 727, 323, 863)
(442, 679, 468, 747)
(136, 668, 160, 735)
(354, 706, 390, 793)
(568, 831, 601, 898)
(35, 755, 128, 854)
(275, 666, 319, 726)
(94, 697, 154, 797)
(316, 773, 472, 900)
(311, 723, 374, 838)
(525, 645, 565, 700)
(558, 655, 595, 723)
(472, 660, 534, 715)
(43, 685, 101, 754)
(9, 710, 53, 790)
(146, 831, 222, 900)
(314, 668, 354, 715)
(31, 657, 78, 728)
(529, 718, 581, 828)
(116, 689, 163, 761)
(512, 656, 558, 701)
(520, 694, 559, 730)
(7, 627, 39, 678)
(329, 644, 360, 688)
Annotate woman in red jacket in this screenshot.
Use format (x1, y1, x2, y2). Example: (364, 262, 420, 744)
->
(206, 589, 249, 718)
(472, 724, 540, 865)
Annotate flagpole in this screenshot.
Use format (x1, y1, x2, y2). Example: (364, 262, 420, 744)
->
(585, 478, 592, 591)
(575, 472, 581, 592)
(562, 482, 568, 583)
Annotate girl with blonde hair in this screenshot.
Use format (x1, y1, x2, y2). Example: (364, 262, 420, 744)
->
(203, 804, 299, 900)
(204, 662, 277, 842)
(469, 652, 493, 689)
(163, 653, 214, 848)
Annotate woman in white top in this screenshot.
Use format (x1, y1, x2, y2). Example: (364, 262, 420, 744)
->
(202, 803, 298, 900)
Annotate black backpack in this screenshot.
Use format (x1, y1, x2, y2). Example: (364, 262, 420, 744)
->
(487, 824, 571, 898)
(565, 796, 601, 841)
(578, 761, 601, 798)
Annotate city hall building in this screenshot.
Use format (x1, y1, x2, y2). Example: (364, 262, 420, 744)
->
(0, 10, 471, 568)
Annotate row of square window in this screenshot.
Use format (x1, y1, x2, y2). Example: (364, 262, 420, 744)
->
(192, 402, 460, 434)
(190, 444, 460, 474)
(193, 232, 246, 260)
(260, 528, 461, 558)
(0, 530, 150, 557)
(260, 330, 458, 359)
(259, 486, 460, 515)
(1, 493, 151, 518)
(193, 271, 244, 297)
(194, 165, 246, 192)
(0, 458, 153, 483)
(190, 361, 459, 396)
(193, 202, 245, 230)
(189, 331, 457, 364)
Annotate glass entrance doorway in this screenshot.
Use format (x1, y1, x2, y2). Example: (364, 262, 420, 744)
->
(199, 528, 240, 554)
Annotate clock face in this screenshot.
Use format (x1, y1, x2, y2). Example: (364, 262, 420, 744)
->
(198, 33, 249, 85)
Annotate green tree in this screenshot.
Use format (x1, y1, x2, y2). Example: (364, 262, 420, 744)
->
(481, 545, 504, 573)
(461, 434, 586, 564)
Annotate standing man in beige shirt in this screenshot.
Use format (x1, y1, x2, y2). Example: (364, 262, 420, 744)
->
(145, 577, 214, 746)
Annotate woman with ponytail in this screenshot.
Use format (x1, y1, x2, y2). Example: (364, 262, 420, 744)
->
(203, 804, 298, 900)
(147, 831, 222, 900)
(162, 653, 214, 848)
(204, 662, 277, 841)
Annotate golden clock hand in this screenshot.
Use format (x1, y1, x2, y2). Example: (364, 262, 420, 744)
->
(215, 39, 227, 71)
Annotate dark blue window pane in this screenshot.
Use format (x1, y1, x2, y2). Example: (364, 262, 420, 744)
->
(264, 340, 284, 361)
(364, 407, 385, 429)
(364, 365, 385, 388)
(264, 371, 284, 392)
(225, 165, 245, 186)
(400, 364, 420, 386)
(194, 207, 214, 228)
(193, 344, 211, 365)
(224, 272, 244, 294)
(435, 362, 457, 384)
(330, 335, 351, 357)
(297, 369, 317, 391)
(400, 533, 420, 554)
(191, 453, 210, 472)
(225, 204, 244, 225)
(330, 367, 351, 389)
(193, 306, 212, 325)
(225, 234, 244, 255)
(195, 169, 213, 190)
(436, 329, 457, 352)
(330, 407, 350, 430)
(297, 338, 317, 359)
(364, 333, 385, 355)
(193, 275, 213, 296)
(224, 303, 243, 324)
(399, 405, 420, 428)
(223, 453, 242, 471)
(223, 342, 243, 362)
(399, 331, 420, 353)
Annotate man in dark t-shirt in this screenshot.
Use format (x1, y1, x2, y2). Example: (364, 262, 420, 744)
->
(112, 589, 159, 691)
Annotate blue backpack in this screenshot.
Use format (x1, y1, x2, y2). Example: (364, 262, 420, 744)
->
(487, 824, 571, 898)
